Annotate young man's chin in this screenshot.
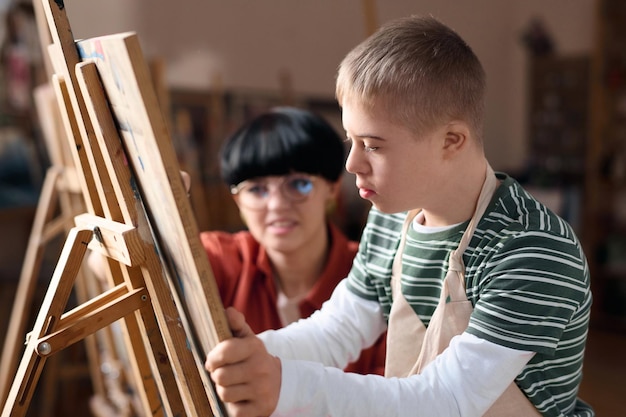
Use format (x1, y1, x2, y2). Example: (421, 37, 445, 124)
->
(370, 200, 406, 215)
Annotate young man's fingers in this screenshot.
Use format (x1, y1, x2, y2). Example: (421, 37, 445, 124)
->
(180, 170, 191, 193)
(222, 391, 277, 417)
(206, 338, 245, 371)
(225, 400, 270, 417)
(214, 380, 249, 403)
(209, 353, 254, 386)
(225, 306, 254, 338)
(205, 308, 255, 371)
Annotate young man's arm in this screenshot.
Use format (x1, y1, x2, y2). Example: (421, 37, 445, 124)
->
(273, 333, 532, 417)
(258, 280, 387, 367)
(206, 282, 534, 417)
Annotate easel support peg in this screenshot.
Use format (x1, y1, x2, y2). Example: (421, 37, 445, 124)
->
(74, 213, 146, 267)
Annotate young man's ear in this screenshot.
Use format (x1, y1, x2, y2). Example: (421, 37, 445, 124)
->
(442, 121, 471, 152)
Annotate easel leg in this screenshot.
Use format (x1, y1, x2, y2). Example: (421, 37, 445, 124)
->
(0, 167, 63, 406)
(1, 227, 93, 417)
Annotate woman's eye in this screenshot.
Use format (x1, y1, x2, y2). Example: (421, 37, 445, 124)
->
(247, 184, 268, 197)
(364, 144, 378, 152)
(289, 178, 313, 195)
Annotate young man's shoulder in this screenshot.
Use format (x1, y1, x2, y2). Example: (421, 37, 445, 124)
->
(479, 173, 587, 276)
(489, 173, 579, 239)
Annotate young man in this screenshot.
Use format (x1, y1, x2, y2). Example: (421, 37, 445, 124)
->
(205, 15, 593, 417)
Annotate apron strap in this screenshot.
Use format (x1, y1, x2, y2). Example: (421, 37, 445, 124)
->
(384, 208, 424, 378)
(385, 164, 496, 376)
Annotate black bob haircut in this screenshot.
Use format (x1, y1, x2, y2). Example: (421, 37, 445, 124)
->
(220, 106, 346, 187)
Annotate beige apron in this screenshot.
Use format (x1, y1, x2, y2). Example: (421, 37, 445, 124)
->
(384, 165, 541, 416)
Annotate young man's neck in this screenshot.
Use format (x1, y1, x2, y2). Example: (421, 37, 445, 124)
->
(422, 157, 490, 227)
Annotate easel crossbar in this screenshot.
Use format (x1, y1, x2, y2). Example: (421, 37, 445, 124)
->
(33, 285, 149, 357)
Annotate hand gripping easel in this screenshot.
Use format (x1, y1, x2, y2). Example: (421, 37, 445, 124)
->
(2, 1, 232, 416)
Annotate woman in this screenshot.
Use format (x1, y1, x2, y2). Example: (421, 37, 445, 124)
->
(200, 106, 385, 375)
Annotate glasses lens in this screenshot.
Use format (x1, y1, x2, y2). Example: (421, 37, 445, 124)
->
(231, 174, 315, 209)
(232, 181, 266, 209)
(243, 182, 269, 199)
(283, 176, 314, 201)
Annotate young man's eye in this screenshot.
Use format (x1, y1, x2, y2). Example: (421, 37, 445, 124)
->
(344, 136, 378, 152)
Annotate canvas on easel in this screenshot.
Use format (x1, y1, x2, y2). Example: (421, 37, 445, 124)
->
(74, 31, 231, 353)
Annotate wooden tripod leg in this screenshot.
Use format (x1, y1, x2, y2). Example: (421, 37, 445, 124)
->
(1, 227, 93, 417)
(0, 167, 62, 406)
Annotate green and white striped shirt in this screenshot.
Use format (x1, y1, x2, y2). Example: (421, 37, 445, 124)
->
(346, 173, 593, 417)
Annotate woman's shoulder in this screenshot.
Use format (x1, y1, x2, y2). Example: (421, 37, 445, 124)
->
(200, 229, 260, 258)
(328, 222, 359, 254)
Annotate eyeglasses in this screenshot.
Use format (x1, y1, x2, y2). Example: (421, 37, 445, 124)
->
(230, 173, 317, 210)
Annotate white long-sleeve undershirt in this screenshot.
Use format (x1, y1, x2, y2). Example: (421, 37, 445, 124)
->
(259, 281, 534, 417)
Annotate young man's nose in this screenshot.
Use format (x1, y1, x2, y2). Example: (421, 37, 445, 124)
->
(345, 145, 364, 175)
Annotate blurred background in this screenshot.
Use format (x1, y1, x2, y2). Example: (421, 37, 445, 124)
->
(0, 0, 623, 415)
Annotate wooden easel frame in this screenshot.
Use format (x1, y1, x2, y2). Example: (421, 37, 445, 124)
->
(0, 0, 100, 408)
(2, 1, 156, 413)
(2, 1, 231, 416)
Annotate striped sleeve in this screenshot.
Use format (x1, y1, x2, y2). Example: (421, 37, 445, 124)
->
(466, 230, 589, 355)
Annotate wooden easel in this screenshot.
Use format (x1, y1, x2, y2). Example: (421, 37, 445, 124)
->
(0, 83, 96, 412)
(2, 1, 231, 416)
(2, 0, 143, 412)
(0, 0, 98, 409)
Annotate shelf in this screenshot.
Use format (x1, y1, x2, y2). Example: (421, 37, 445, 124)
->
(586, 0, 626, 331)
(527, 55, 589, 187)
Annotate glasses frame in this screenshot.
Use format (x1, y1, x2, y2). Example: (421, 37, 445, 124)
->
(230, 173, 319, 210)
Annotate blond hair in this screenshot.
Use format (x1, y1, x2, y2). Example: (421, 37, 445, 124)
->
(336, 15, 486, 142)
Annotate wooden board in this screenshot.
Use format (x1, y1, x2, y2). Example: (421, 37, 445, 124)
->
(75, 32, 231, 354)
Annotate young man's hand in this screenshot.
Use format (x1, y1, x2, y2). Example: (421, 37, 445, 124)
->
(205, 307, 282, 417)
(180, 171, 191, 194)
